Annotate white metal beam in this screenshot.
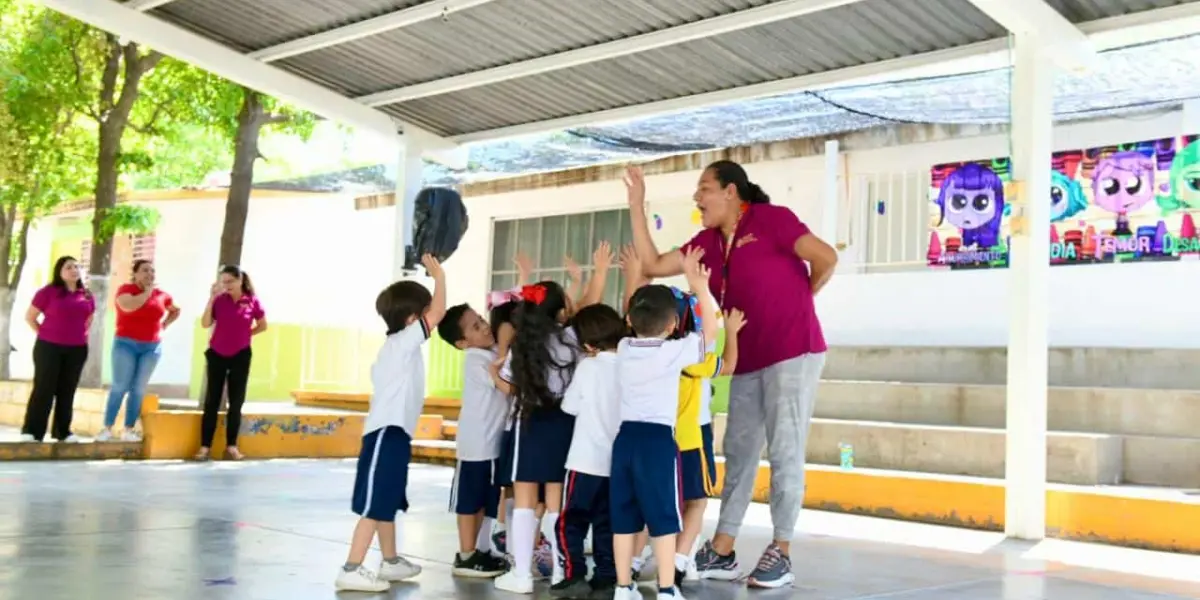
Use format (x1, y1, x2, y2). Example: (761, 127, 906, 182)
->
(38, 0, 401, 144)
(450, 3, 1200, 144)
(356, 0, 863, 107)
(248, 0, 502, 63)
(125, 0, 178, 11)
(965, 0, 1095, 71)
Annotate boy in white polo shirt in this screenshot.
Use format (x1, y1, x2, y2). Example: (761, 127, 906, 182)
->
(438, 303, 512, 578)
(611, 248, 718, 600)
(335, 254, 446, 593)
(549, 303, 627, 599)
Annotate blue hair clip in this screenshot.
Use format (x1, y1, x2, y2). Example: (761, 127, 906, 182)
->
(669, 286, 703, 333)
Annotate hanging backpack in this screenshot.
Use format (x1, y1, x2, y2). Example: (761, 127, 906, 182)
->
(406, 187, 469, 271)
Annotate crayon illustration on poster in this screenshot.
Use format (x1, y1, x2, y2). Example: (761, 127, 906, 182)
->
(927, 134, 1200, 269)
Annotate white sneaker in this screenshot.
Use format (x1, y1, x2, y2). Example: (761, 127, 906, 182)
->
(614, 584, 642, 600)
(684, 558, 700, 581)
(657, 586, 687, 600)
(493, 571, 534, 594)
(17, 433, 36, 443)
(60, 435, 81, 443)
(120, 430, 142, 442)
(334, 565, 389, 592)
(378, 557, 421, 581)
(95, 429, 114, 442)
(584, 530, 593, 555)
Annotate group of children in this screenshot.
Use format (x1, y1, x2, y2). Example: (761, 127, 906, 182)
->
(335, 243, 744, 600)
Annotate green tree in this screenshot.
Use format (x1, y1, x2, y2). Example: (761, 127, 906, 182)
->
(0, 2, 94, 379)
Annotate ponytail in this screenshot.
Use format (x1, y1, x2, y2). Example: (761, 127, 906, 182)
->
(240, 271, 255, 296)
(706, 159, 771, 204)
(508, 281, 575, 417)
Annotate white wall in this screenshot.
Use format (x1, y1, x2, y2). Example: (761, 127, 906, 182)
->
(453, 110, 1200, 349)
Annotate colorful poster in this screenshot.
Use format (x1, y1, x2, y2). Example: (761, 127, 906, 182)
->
(927, 135, 1200, 269)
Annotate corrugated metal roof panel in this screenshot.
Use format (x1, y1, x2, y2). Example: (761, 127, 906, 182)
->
(1044, 0, 1193, 22)
(381, 0, 1007, 135)
(274, 0, 776, 97)
(152, 0, 425, 52)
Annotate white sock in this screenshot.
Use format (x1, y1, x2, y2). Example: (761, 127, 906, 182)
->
(511, 508, 537, 577)
(540, 512, 562, 579)
(674, 553, 690, 571)
(477, 517, 494, 553)
(632, 556, 645, 572)
(504, 498, 515, 530)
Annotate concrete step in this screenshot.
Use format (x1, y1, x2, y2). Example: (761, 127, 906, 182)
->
(825, 346, 1200, 389)
(815, 380, 1200, 439)
(712, 415, 1200, 488)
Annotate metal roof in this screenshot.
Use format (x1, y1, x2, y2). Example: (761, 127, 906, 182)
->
(41, 0, 1200, 146)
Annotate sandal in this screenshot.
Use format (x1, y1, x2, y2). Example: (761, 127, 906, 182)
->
(224, 447, 244, 461)
(193, 448, 211, 462)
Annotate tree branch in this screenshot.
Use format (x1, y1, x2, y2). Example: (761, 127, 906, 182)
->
(67, 32, 99, 121)
(130, 99, 170, 136)
(138, 49, 164, 73)
(10, 210, 33, 289)
(99, 34, 122, 117)
(258, 112, 291, 127)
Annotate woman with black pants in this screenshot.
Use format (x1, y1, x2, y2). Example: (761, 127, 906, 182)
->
(195, 265, 267, 461)
(21, 256, 95, 443)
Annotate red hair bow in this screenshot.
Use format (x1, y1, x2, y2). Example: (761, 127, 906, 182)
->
(521, 284, 547, 305)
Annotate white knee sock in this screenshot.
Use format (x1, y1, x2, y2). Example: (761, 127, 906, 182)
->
(505, 498, 515, 527)
(540, 512, 562, 580)
(476, 517, 494, 554)
(511, 508, 537, 577)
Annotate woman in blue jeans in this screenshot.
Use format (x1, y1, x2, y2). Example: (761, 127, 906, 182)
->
(97, 260, 180, 442)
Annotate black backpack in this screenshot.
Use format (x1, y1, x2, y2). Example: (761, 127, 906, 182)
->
(405, 187, 469, 272)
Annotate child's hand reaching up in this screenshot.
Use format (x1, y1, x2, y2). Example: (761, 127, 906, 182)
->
(620, 244, 643, 284)
(682, 247, 709, 290)
(724, 308, 747, 335)
(593, 241, 614, 272)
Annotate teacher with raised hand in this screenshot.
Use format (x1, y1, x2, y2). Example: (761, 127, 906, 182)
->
(625, 162, 837, 589)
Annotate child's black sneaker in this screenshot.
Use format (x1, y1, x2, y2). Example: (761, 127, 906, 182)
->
(451, 550, 507, 578)
(548, 575, 592, 598)
(588, 578, 617, 600)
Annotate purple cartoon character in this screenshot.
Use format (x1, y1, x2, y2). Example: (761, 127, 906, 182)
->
(935, 163, 1005, 249)
(1092, 151, 1155, 216)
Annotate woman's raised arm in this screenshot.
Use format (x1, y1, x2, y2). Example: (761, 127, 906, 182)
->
(625, 165, 684, 278)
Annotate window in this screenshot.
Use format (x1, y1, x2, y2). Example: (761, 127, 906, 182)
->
(490, 209, 635, 309)
(131, 233, 156, 261)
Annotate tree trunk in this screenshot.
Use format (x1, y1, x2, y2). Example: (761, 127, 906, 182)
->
(0, 213, 34, 381)
(198, 89, 268, 410)
(0, 288, 14, 381)
(80, 41, 160, 388)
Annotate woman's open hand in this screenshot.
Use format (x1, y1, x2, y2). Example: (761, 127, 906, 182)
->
(624, 165, 646, 209)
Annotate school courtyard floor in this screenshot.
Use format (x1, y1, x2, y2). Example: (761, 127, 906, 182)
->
(0, 459, 1197, 600)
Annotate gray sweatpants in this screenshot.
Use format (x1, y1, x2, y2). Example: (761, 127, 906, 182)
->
(716, 352, 826, 541)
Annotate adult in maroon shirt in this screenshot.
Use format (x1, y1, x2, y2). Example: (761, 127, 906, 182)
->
(21, 255, 95, 443)
(626, 162, 837, 588)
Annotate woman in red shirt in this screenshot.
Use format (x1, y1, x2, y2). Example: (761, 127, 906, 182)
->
(98, 260, 180, 441)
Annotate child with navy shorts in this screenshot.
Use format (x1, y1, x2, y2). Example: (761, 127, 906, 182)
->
(490, 243, 613, 595)
(549, 304, 627, 599)
(611, 248, 718, 600)
(438, 303, 512, 578)
(335, 254, 446, 593)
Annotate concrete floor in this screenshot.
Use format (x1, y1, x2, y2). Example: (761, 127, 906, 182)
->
(0, 460, 1197, 600)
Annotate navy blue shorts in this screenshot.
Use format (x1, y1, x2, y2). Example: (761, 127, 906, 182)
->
(511, 408, 575, 484)
(609, 421, 683, 537)
(680, 423, 717, 501)
(450, 459, 501, 517)
(352, 426, 412, 522)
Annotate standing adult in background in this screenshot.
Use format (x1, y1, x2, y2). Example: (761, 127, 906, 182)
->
(99, 259, 180, 442)
(194, 265, 267, 461)
(624, 161, 837, 589)
(20, 256, 95, 443)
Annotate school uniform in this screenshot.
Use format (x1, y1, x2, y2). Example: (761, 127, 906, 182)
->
(499, 326, 579, 484)
(449, 347, 509, 518)
(610, 333, 706, 537)
(352, 319, 429, 522)
(677, 344, 722, 501)
(557, 352, 621, 582)
(697, 378, 718, 499)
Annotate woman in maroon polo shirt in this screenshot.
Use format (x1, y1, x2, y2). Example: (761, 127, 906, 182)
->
(20, 255, 96, 443)
(626, 161, 838, 589)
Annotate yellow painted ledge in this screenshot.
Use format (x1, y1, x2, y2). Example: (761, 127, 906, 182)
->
(0, 441, 143, 461)
(290, 391, 462, 420)
(411, 441, 1200, 555)
(0, 381, 158, 437)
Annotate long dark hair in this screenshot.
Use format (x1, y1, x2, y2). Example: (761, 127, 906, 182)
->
(707, 160, 771, 204)
(510, 280, 576, 417)
(131, 259, 152, 282)
(220, 264, 255, 295)
(51, 255, 88, 296)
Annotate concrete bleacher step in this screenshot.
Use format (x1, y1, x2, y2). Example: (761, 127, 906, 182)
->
(0, 441, 143, 461)
(825, 346, 1200, 389)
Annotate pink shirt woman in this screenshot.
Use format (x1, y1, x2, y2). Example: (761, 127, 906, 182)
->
(626, 161, 838, 588)
(21, 256, 95, 442)
(195, 265, 267, 461)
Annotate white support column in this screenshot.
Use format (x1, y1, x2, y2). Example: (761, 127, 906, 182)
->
(1183, 100, 1200, 134)
(392, 136, 428, 280)
(822, 140, 841, 243)
(1005, 32, 1054, 540)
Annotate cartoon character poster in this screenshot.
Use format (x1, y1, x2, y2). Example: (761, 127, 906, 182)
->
(927, 135, 1200, 269)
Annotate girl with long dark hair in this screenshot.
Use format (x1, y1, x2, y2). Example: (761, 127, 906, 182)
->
(20, 256, 94, 443)
(489, 243, 612, 595)
(195, 265, 267, 461)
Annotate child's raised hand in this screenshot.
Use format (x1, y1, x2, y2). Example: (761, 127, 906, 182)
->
(421, 253, 444, 279)
(592, 241, 614, 271)
(724, 308, 747, 334)
(620, 244, 642, 281)
(513, 252, 533, 281)
(564, 255, 583, 282)
(682, 247, 708, 284)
